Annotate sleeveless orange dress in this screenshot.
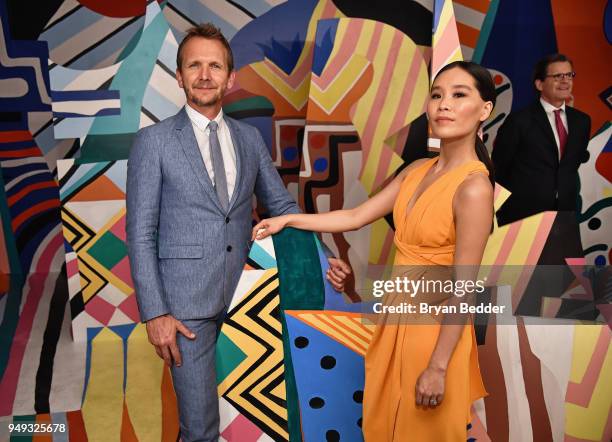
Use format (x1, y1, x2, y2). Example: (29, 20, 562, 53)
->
(362, 157, 488, 441)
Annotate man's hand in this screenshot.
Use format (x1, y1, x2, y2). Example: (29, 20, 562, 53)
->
(326, 257, 351, 292)
(145, 314, 195, 367)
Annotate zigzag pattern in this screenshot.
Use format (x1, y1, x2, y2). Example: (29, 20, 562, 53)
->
(219, 269, 289, 441)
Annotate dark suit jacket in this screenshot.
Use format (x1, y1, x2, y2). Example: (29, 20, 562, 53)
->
(492, 100, 591, 226)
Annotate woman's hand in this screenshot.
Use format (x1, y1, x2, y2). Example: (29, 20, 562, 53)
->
(252, 216, 290, 241)
(415, 366, 446, 409)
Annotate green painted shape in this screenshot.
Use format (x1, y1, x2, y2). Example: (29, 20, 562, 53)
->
(223, 96, 274, 114)
(272, 228, 325, 442)
(87, 232, 127, 270)
(88, 8, 169, 135)
(272, 228, 325, 310)
(215, 331, 248, 384)
(472, 0, 500, 63)
(79, 133, 135, 162)
(9, 414, 35, 442)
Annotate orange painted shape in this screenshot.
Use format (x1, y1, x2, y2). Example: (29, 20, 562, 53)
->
(0, 130, 31, 143)
(120, 400, 138, 441)
(457, 22, 480, 48)
(70, 175, 125, 201)
(161, 365, 179, 442)
(551, 0, 612, 136)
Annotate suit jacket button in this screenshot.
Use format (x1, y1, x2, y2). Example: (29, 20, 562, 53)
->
(225, 217, 230, 223)
(226, 245, 232, 252)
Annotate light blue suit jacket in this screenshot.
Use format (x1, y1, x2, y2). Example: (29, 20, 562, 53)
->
(126, 108, 298, 321)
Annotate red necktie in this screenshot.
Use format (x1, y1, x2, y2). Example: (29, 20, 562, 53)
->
(554, 109, 567, 157)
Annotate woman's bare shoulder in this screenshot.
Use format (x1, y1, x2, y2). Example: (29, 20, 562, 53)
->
(396, 157, 432, 180)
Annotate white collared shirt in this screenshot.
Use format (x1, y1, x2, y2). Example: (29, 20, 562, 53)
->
(540, 97, 568, 157)
(185, 105, 237, 199)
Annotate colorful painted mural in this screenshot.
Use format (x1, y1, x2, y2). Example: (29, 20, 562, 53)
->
(1, 0, 610, 441)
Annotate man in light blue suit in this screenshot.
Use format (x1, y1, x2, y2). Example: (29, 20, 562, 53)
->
(126, 23, 349, 441)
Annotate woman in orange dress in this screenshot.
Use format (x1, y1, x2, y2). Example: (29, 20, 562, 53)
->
(252, 61, 496, 441)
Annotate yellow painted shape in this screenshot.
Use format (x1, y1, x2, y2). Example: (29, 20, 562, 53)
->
(79, 257, 106, 302)
(250, 62, 311, 110)
(125, 324, 166, 441)
(570, 325, 607, 382)
(566, 326, 612, 439)
(309, 55, 370, 113)
(217, 269, 287, 438)
(296, 312, 369, 355)
(82, 327, 124, 442)
(368, 218, 392, 263)
(504, 214, 542, 264)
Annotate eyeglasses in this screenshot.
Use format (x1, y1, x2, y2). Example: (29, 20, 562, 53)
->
(545, 71, 576, 81)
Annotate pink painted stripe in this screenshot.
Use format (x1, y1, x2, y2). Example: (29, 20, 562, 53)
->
(356, 20, 384, 158)
(0, 231, 63, 415)
(493, 220, 522, 265)
(512, 213, 556, 309)
(566, 326, 610, 407)
(376, 228, 396, 265)
(372, 144, 394, 191)
(432, 19, 462, 74)
(314, 20, 364, 87)
(361, 29, 404, 154)
(387, 49, 427, 137)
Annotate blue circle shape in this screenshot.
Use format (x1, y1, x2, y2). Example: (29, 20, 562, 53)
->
(283, 146, 298, 161)
(595, 255, 606, 266)
(313, 158, 328, 172)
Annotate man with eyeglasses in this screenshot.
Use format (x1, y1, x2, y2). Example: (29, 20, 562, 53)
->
(492, 53, 591, 316)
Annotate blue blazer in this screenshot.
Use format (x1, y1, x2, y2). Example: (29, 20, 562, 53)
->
(126, 108, 298, 321)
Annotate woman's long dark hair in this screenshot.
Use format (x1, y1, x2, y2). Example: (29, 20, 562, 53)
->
(433, 61, 496, 188)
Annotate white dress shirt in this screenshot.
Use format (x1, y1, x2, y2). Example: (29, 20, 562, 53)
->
(540, 97, 568, 157)
(185, 105, 237, 199)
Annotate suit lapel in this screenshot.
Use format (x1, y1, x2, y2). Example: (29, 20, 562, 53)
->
(533, 102, 559, 162)
(174, 108, 224, 212)
(225, 117, 245, 210)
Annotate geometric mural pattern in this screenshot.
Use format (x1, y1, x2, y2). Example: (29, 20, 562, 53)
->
(57, 159, 137, 341)
(1, 1, 610, 442)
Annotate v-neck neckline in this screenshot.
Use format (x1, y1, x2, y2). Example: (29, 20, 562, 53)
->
(403, 158, 479, 221)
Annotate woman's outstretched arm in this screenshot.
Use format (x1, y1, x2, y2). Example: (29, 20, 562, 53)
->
(414, 172, 493, 408)
(252, 159, 429, 240)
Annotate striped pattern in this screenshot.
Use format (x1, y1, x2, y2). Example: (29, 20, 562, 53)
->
(285, 310, 374, 356)
(51, 90, 120, 118)
(57, 159, 137, 342)
(303, 18, 428, 271)
(431, 0, 463, 79)
(40, 0, 146, 69)
(236, 0, 344, 118)
(163, 0, 274, 42)
(219, 269, 289, 441)
(481, 184, 556, 310)
(565, 325, 612, 441)
(140, 30, 185, 127)
(0, 130, 62, 275)
(453, 0, 493, 61)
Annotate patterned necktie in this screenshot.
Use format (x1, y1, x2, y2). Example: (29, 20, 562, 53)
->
(553, 109, 567, 158)
(207, 121, 229, 211)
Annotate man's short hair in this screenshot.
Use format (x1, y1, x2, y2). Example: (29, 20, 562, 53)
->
(176, 22, 234, 72)
(532, 53, 573, 90)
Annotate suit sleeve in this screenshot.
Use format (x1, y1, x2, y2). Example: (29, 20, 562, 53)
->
(126, 129, 169, 322)
(492, 113, 520, 188)
(252, 128, 300, 216)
